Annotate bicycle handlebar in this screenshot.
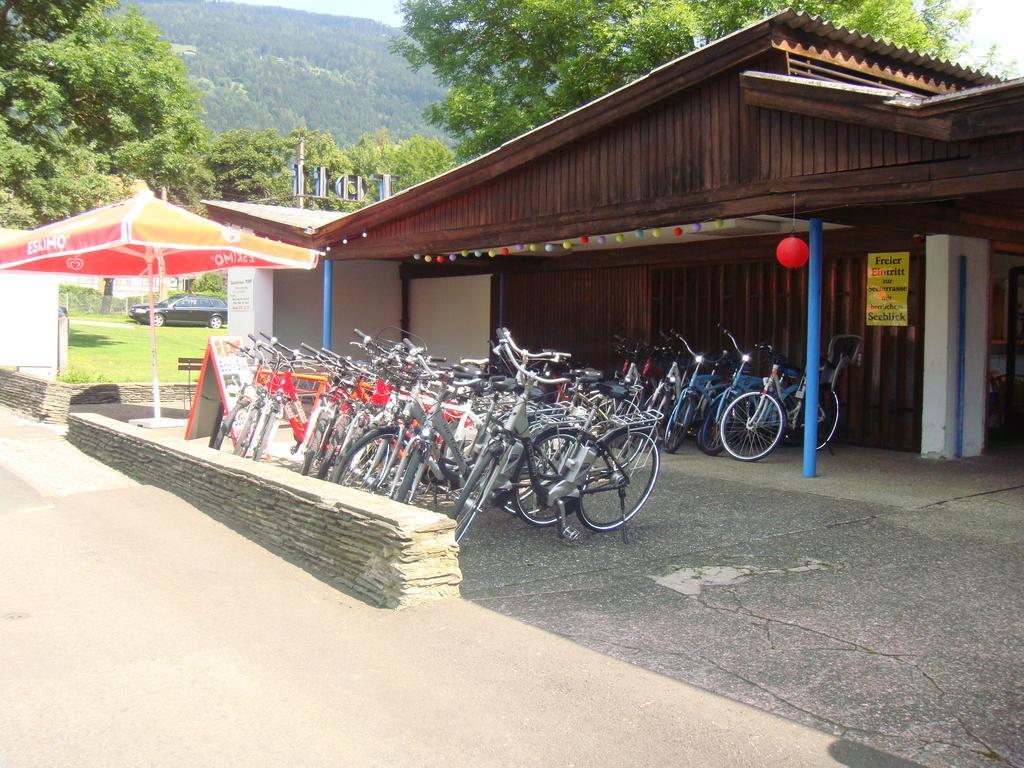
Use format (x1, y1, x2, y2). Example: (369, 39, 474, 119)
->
(495, 340, 570, 385)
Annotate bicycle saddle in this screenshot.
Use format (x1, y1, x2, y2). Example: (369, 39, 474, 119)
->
(488, 375, 518, 393)
(595, 381, 630, 400)
(570, 367, 603, 384)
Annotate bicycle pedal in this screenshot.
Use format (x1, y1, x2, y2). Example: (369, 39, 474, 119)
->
(560, 524, 582, 543)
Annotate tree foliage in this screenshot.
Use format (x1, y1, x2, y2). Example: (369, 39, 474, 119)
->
(396, 0, 976, 160)
(0, 0, 210, 227)
(204, 127, 455, 211)
(133, 0, 448, 145)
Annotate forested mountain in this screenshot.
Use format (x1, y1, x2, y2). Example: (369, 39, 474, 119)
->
(132, 0, 447, 144)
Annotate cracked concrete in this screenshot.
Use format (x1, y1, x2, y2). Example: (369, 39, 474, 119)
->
(458, 443, 1024, 768)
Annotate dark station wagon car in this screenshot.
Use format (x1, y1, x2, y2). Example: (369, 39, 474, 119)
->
(129, 294, 229, 328)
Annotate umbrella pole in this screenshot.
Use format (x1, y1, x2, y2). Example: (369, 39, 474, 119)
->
(147, 260, 162, 420)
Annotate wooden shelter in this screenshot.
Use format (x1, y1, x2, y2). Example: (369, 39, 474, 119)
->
(207, 10, 1024, 455)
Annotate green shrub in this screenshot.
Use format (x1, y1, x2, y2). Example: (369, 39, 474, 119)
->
(58, 369, 112, 383)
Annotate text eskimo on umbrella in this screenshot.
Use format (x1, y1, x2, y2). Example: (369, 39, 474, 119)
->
(27, 235, 68, 255)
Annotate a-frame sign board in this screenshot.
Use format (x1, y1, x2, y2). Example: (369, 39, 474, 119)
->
(184, 336, 253, 441)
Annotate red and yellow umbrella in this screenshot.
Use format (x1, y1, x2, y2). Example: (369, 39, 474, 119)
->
(0, 189, 318, 275)
(0, 190, 320, 423)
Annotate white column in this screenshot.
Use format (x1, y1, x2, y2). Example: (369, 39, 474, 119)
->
(227, 267, 274, 339)
(921, 235, 990, 458)
(0, 273, 58, 379)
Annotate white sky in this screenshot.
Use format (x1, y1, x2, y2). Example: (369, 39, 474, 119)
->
(235, 0, 1022, 72)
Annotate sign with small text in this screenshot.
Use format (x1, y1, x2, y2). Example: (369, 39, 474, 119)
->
(866, 252, 910, 327)
(184, 336, 254, 440)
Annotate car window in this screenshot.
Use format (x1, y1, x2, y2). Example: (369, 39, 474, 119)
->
(177, 297, 197, 308)
(211, 297, 227, 308)
(195, 297, 213, 308)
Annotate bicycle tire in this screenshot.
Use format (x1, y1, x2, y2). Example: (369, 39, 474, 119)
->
(696, 401, 724, 456)
(300, 412, 329, 476)
(452, 450, 500, 542)
(393, 444, 426, 504)
(252, 403, 281, 461)
(577, 429, 660, 531)
(232, 405, 260, 458)
(511, 427, 581, 527)
(719, 391, 786, 461)
(210, 400, 242, 450)
(335, 427, 399, 492)
(782, 387, 840, 450)
(818, 388, 840, 449)
(665, 392, 697, 453)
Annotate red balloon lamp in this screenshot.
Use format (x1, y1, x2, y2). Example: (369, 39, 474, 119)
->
(776, 235, 809, 269)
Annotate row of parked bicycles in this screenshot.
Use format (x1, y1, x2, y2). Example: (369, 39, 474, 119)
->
(209, 328, 662, 543)
(208, 325, 860, 543)
(615, 328, 862, 461)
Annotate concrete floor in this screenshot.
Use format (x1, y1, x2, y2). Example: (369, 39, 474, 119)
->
(457, 441, 1024, 768)
(5, 405, 1023, 767)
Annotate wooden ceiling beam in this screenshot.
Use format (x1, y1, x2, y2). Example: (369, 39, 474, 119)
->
(327, 155, 1024, 259)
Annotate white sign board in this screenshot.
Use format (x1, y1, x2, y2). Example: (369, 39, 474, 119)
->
(229, 275, 253, 313)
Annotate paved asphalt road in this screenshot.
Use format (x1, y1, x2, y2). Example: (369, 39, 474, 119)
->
(456, 442, 1024, 768)
(1, 406, 1021, 767)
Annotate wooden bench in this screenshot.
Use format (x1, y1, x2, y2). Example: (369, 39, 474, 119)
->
(177, 357, 204, 410)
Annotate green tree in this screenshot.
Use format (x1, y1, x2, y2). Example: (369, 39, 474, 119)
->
(206, 127, 293, 202)
(391, 134, 456, 189)
(395, 0, 975, 160)
(0, 0, 210, 226)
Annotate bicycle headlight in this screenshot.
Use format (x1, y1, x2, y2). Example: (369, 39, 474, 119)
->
(695, 355, 704, 364)
(742, 354, 751, 362)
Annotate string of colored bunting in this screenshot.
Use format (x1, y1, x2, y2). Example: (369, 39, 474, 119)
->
(407, 221, 721, 264)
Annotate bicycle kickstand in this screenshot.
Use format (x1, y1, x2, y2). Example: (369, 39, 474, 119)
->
(558, 500, 581, 544)
(618, 487, 629, 544)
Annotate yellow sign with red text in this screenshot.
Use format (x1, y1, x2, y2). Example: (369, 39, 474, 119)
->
(866, 252, 910, 327)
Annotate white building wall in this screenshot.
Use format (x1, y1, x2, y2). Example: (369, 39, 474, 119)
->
(272, 260, 401, 349)
(921, 235, 990, 458)
(226, 267, 274, 340)
(409, 275, 491, 361)
(0, 273, 58, 379)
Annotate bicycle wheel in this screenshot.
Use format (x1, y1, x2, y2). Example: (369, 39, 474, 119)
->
(452, 451, 500, 542)
(664, 391, 697, 453)
(696, 401, 724, 456)
(210, 399, 244, 450)
(336, 427, 399, 493)
(232, 405, 261, 457)
(252, 403, 282, 461)
(782, 387, 840, 450)
(393, 443, 428, 504)
(300, 411, 329, 476)
(818, 388, 840, 449)
(719, 391, 785, 461)
(577, 429, 660, 531)
(511, 428, 581, 527)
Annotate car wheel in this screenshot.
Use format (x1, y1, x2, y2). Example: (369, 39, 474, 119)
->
(153, 313, 166, 327)
(208, 314, 224, 329)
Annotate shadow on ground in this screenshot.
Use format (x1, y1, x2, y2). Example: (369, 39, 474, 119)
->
(455, 445, 1024, 768)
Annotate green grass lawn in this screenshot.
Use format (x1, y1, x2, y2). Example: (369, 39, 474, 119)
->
(70, 312, 133, 324)
(63, 322, 230, 382)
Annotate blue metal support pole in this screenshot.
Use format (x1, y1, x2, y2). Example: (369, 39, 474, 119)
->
(322, 258, 333, 349)
(956, 254, 966, 458)
(803, 218, 823, 478)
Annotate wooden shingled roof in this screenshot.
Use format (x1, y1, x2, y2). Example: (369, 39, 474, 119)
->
(204, 10, 1023, 256)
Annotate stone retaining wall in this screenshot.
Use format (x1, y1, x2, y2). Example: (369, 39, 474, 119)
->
(0, 369, 191, 422)
(0, 369, 71, 422)
(66, 413, 462, 609)
(69, 382, 192, 406)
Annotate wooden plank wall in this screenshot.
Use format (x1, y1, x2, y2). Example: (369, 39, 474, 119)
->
(498, 251, 925, 450)
(373, 63, 988, 243)
(650, 251, 925, 450)
(497, 266, 651, 372)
